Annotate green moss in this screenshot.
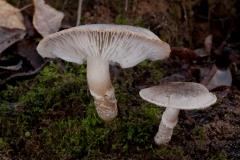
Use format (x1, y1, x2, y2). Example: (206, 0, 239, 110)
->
(168, 3, 181, 21)
(191, 126, 206, 148)
(39, 104, 107, 158)
(150, 62, 164, 84)
(0, 138, 6, 150)
(154, 146, 184, 159)
(80, 16, 86, 24)
(212, 100, 223, 108)
(0, 58, 226, 159)
(138, 60, 150, 69)
(176, 39, 184, 47)
(210, 150, 229, 160)
(113, 0, 121, 6)
(135, 18, 145, 27)
(0, 59, 167, 159)
(115, 14, 128, 25)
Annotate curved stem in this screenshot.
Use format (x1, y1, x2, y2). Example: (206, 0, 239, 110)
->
(154, 107, 180, 145)
(87, 56, 118, 121)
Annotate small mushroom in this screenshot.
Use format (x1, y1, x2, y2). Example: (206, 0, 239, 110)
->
(139, 82, 217, 145)
(37, 24, 170, 121)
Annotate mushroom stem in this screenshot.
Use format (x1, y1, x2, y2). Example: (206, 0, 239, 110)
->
(154, 107, 180, 145)
(87, 55, 118, 121)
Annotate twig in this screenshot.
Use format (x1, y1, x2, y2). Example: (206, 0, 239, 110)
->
(200, 64, 217, 86)
(207, 1, 218, 33)
(181, 0, 187, 23)
(220, 30, 231, 48)
(0, 59, 51, 86)
(19, 3, 33, 12)
(125, 0, 128, 12)
(76, 0, 83, 26)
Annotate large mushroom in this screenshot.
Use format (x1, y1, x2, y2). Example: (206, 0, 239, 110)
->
(139, 82, 217, 145)
(37, 24, 170, 121)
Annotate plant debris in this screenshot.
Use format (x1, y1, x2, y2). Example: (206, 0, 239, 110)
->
(33, 0, 64, 37)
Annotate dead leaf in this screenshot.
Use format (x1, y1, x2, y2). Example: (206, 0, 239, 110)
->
(33, 0, 64, 37)
(171, 47, 200, 60)
(24, 15, 38, 37)
(0, 59, 51, 89)
(206, 67, 232, 90)
(0, 0, 26, 30)
(190, 35, 212, 61)
(16, 38, 44, 69)
(0, 27, 26, 54)
(0, 60, 23, 70)
(200, 64, 232, 90)
(171, 47, 209, 66)
(214, 48, 222, 56)
(200, 64, 217, 86)
(216, 46, 240, 64)
(160, 71, 194, 83)
(228, 51, 240, 64)
(194, 48, 209, 57)
(60, 22, 72, 30)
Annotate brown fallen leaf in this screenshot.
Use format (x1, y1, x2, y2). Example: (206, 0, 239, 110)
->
(171, 47, 200, 60)
(0, 27, 26, 54)
(24, 15, 38, 37)
(214, 46, 240, 64)
(228, 51, 240, 64)
(0, 0, 26, 30)
(171, 47, 210, 67)
(15, 38, 44, 69)
(33, 0, 64, 37)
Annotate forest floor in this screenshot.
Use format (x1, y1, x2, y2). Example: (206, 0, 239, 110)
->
(0, 0, 240, 159)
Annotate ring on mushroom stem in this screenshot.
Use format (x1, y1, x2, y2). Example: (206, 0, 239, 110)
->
(37, 24, 170, 121)
(139, 82, 217, 145)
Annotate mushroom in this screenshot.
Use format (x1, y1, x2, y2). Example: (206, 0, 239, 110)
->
(37, 24, 170, 121)
(139, 82, 217, 145)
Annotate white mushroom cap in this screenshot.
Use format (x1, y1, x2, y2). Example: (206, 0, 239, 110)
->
(139, 82, 217, 110)
(36, 24, 170, 68)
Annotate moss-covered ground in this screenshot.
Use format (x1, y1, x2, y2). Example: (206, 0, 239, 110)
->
(0, 59, 187, 159)
(0, 59, 232, 159)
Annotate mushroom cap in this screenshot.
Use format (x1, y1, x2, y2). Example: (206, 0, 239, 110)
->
(139, 82, 217, 110)
(36, 24, 170, 68)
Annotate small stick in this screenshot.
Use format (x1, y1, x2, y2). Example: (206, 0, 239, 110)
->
(125, 0, 128, 12)
(76, 0, 83, 26)
(181, 0, 187, 23)
(200, 64, 217, 86)
(19, 4, 33, 12)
